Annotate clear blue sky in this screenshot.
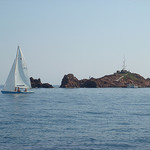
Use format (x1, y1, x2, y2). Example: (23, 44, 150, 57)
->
(0, 0, 150, 85)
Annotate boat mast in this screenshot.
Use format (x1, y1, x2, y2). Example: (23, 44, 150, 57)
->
(14, 46, 20, 88)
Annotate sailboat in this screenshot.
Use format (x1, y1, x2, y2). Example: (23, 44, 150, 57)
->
(1, 46, 34, 94)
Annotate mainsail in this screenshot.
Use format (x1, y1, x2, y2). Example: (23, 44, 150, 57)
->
(3, 46, 31, 91)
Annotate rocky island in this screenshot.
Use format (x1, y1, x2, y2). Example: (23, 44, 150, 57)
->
(30, 77, 53, 88)
(60, 70, 150, 88)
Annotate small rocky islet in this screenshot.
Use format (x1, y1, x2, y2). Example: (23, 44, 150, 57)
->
(30, 77, 53, 88)
(60, 70, 150, 88)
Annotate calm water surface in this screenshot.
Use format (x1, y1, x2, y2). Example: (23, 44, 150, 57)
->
(0, 86, 150, 150)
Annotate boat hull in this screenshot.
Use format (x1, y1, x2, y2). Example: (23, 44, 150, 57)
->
(1, 90, 34, 94)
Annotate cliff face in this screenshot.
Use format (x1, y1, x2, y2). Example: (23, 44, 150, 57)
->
(30, 77, 53, 88)
(60, 74, 80, 88)
(60, 72, 150, 88)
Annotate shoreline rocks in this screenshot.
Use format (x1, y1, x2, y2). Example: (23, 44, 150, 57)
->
(30, 77, 53, 88)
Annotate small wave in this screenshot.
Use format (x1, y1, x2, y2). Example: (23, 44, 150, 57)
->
(102, 143, 134, 148)
(130, 113, 150, 116)
(85, 111, 111, 115)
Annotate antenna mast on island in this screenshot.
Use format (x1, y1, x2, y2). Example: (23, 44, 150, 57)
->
(122, 56, 126, 70)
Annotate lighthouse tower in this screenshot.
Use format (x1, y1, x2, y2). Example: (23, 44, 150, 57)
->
(122, 56, 126, 71)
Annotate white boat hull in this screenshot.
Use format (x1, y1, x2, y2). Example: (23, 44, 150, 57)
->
(1, 90, 34, 94)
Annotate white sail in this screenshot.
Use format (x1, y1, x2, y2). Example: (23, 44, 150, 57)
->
(15, 46, 31, 89)
(3, 46, 31, 91)
(3, 59, 16, 91)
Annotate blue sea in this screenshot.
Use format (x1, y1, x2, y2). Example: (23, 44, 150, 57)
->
(0, 86, 150, 150)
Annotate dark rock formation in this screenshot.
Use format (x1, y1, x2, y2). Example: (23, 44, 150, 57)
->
(30, 77, 53, 88)
(60, 71, 150, 88)
(60, 74, 80, 88)
(42, 83, 53, 88)
(80, 78, 98, 88)
(30, 77, 42, 88)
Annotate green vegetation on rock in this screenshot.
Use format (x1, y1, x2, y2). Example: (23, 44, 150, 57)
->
(123, 73, 138, 81)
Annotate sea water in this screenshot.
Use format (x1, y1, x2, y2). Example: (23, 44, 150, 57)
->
(0, 86, 150, 150)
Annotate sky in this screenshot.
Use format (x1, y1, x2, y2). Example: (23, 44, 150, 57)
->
(0, 0, 150, 85)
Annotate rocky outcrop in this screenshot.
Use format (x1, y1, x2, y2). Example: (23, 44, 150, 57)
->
(60, 74, 80, 88)
(60, 71, 150, 88)
(30, 77, 53, 88)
